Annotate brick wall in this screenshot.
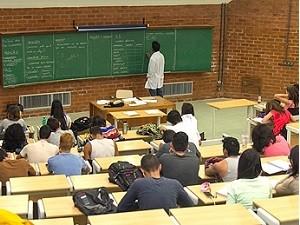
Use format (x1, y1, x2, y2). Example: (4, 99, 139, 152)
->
(223, 0, 299, 100)
(0, 5, 221, 118)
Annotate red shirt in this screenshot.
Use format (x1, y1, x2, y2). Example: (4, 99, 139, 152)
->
(271, 110, 291, 136)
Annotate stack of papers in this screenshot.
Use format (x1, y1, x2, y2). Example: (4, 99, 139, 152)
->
(145, 109, 161, 114)
(123, 111, 139, 116)
(262, 160, 290, 174)
(128, 100, 147, 107)
(122, 97, 139, 103)
(96, 100, 110, 105)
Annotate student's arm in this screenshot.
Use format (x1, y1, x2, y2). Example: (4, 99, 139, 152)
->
(274, 94, 289, 105)
(147, 57, 156, 78)
(209, 160, 228, 178)
(83, 142, 92, 160)
(262, 112, 273, 123)
(176, 183, 195, 207)
(117, 183, 139, 212)
(275, 176, 292, 195)
(226, 183, 237, 204)
(114, 142, 119, 156)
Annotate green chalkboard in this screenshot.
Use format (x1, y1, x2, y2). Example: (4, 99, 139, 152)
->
(1, 28, 212, 87)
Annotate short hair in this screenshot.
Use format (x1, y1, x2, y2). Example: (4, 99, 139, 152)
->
(252, 124, 275, 153)
(289, 145, 299, 177)
(39, 125, 52, 139)
(172, 132, 188, 152)
(91, 115, 106, 127)
(47, 117, 60, 132)
(265, 99, 284, 114)
(181, 103, 194, 116)
(167, 110, 182, 125)
(59, 133, 73, 151)
(141, 154, 160, 172)
(2, 123, 26, 152)
(237, 149, 262, 179)
(90, 126, 102, 136)
(7, 105, 21, 121)
(162, 130, 176, 143)
(222, 137, 240, 156)
(0, 148, 8, 162)
(152, 41, 160, 52)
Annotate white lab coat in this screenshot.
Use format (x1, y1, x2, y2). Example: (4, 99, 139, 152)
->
(145, 51, 165, 89)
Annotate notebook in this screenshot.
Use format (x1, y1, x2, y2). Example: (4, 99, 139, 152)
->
(262, 160, 290, 174)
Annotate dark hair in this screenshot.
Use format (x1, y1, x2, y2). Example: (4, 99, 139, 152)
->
(238, 149, 262, 179)
(181, 103, 194, 116)
(141, 154, 160, 172)
(47, 117, 60, 132)
(289, 145, 299, 177)
(222, 137, 240, 156)
(252, 124, 276, 153)
(50, 100, 68, 130)
(152, 41, 160, 52)
(91, 116, 106, 127)
(0, 148, 8, 162)
(167, 110, 182, 125)
(287, 84, 299, 107)
(7, 105, 21, 121)
(265, 99, 284, 114)
(39, 125, 52, 139)
(2, 124, 26, 153)
(90, 126, 102, 136)
(162, 130, 176, 143)
(172, 132, 188, 152)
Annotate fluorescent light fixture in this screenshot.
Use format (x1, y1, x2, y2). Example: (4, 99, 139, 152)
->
(75, 24, 148, 32)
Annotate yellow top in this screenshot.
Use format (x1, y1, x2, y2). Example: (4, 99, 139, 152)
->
(207, 99, 256, 110)
(30, 218, 74, 225)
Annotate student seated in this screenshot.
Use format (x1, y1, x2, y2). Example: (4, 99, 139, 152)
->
(48, 133, 88, 176)
(156, 130, 200, 159)
(117, 154, 194, 212)
(47, 117, 76, 147)
(50, 99, 72, 130)
(274, 83, 299, 115)
(159, 132, 200, 186)
(0, 148, 36, 185)
(1, 124, 27, 154)
(226, 149, 272, 209)
(252, 124, 290, 157)
(0, 104, 27, 133)
(83, 126, 118, 160)
(91, 115, 122, 141)
(205, 137, 240, 182)
(18, 125, 59, 163)
(275, 145, 299, 195)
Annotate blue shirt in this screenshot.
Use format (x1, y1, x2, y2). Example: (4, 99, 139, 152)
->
(47, 152, 86, 176)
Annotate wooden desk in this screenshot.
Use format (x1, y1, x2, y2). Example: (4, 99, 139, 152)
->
(199, 165, 215, 180)
(109, 109, 166, 129)
(286, 122, 299, 147)
(94, 155, 142, 172)
(170, 204, 261, 225)
(0, 194, 29, 218)
(30, 218, 74, 225)
(150, 139, 163, 150)
(88, 209, 173, 225)
(37, 163, 50, 176)
(253, 195, 299, 225)
(261, 155, 289, 164)
(207, 99, 256, 138)
(116, 140, 152, 155)
(40, 196, 85, 225)
(69, 174, 121, 192)
(8, 175, 71, 201)
(120, 130, 151, 141)
(112, 192, 126, 204)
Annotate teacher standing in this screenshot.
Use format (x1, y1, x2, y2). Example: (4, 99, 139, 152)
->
(145, 41, 165, 97)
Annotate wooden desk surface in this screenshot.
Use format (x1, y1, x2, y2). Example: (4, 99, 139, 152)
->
(9, 175, 70, 194)
(120, 130, 151, 140)
(70, 174, 121, 192)
(0, 194, 28, 216)
(286, 122, 299, 133)
(88, 209, 173, 225)
(37, 163, 50, 176)
(116, 140, 152, 154)
(95, 155, 142, 171)
(30, 218, 74, 225)
(42, 196, 83, 218)
(199, 165, 215, 180)
(170, 204, 261, 225)
(109, 109, 166, 120)
(207, 99, 256, 110)
(151, 139, 163, 150)
(260, 155, 289, 164)
(112, 192, 126, 204)
(253, 195, 299, 223)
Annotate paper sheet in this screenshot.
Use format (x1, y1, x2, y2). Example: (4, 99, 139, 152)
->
(145, 109, 161, 114)
(123, 111, 139, 116)
(96, 100, 110, 105)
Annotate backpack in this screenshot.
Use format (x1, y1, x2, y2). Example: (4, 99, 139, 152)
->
(136, 123, 162, 140)
(71, 117, 91, 137)
(108, 161, 144, 191)
(73, 187, 117, 215)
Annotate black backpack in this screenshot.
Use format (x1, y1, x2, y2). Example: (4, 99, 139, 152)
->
(73, 187, 117, 215)
(71, 117, 91, 137)
(108, 161, 144, 191)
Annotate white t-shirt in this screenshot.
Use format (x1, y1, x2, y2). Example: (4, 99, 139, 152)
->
(145, 51, 165, 89)
(48, 129, 76, 147)
(20, 139, 59, 163)
(89, 138, 115, 159)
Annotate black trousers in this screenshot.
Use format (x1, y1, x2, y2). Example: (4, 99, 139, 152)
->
(148, 88, 163, 97)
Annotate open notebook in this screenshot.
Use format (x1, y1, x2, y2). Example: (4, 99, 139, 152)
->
(262, 160, 290, 175)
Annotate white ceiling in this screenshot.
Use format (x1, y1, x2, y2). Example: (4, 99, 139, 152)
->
(0, 0, 232, 8)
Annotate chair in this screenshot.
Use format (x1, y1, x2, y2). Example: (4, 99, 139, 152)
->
(116, 90, 133, 99)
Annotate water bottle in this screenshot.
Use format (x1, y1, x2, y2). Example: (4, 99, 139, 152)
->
(123, 121, 128, 134)
(41, 116, 47, 126)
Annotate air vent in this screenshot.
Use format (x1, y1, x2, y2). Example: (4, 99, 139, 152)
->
(19, 92, 71, 110)
(163, 81, 193, 96)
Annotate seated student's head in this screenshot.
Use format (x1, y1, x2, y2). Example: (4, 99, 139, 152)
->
(3, 124, 26, 152)
(167, 110, 182, 125)
(287, 84, 299, 106)
(162, 130, 176, 143)
(252, 124, 275, 154)
(237, 149, 262, 179)
(59, 133, 73, 153)
(0, 148, 8, 162)
(171, 132, 188, 153)
(39, 125, 52, 140)
(6, 105, 21, 121)
(265, 99, 284, 114)
(152, 41, 160, 52)
(90, 126, 102, 139)
(222, 137, 240, 157)
(181, 103, 194, 116)
(47, 117, 60, 132)
(289, 145, 299, 177)
(92, 115, 106, 127)
(141, 154, 161, 177)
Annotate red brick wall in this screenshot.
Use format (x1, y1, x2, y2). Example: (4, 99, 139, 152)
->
(223, 0, 299, 100)
(0, 5, 221, 118)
